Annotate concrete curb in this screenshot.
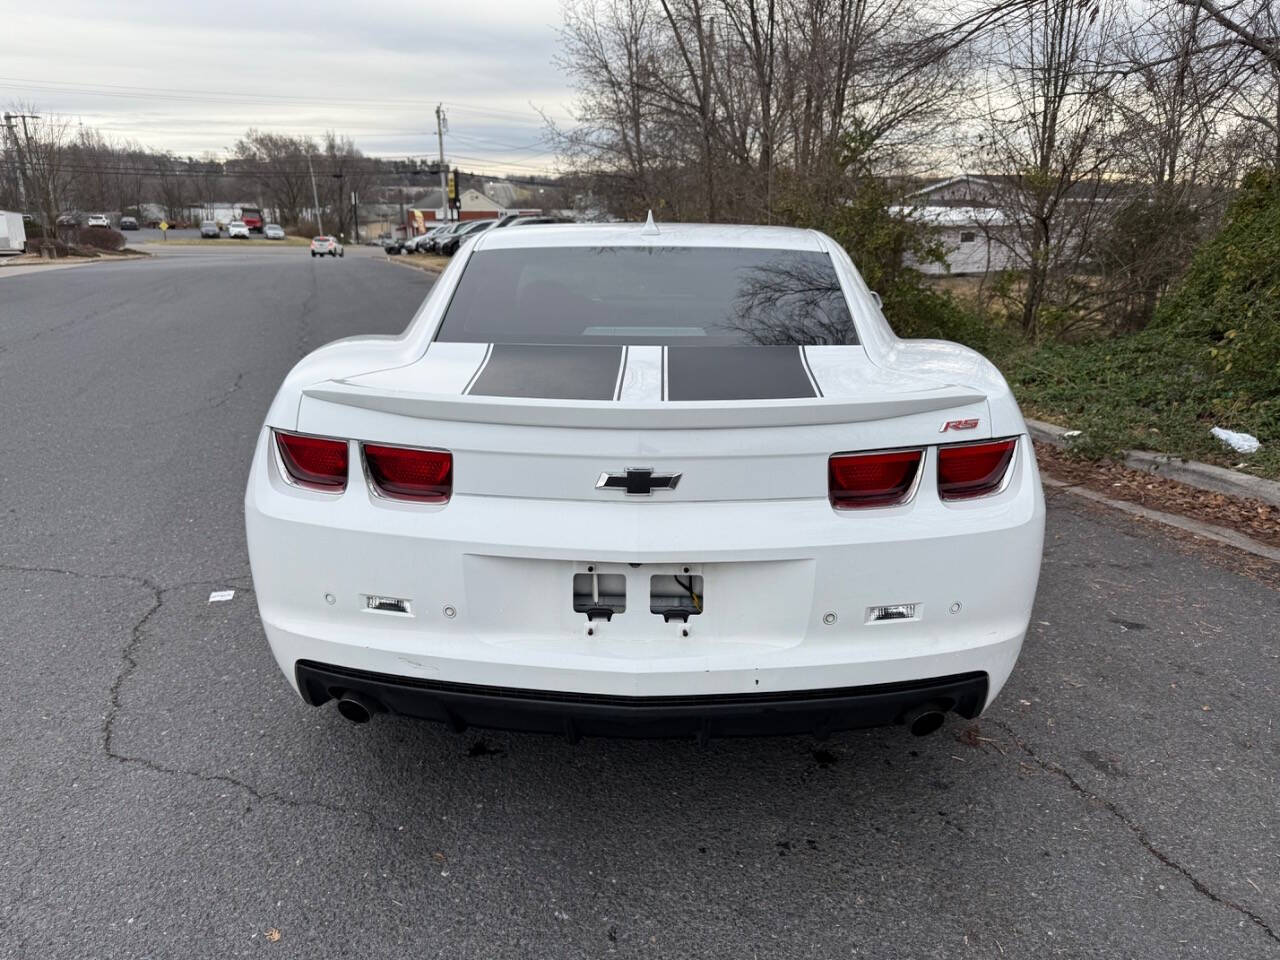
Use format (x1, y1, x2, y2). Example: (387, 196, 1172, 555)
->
(1043, 478, 1280, 563)
(1026, 418, 1280, 508)
(0, 253, 152, 279)
(382, 255, 445, 276)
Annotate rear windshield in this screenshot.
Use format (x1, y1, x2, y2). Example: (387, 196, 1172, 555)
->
(435, 246, 856, 346)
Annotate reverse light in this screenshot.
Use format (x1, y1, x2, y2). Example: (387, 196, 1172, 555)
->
(363, 443, 453, 502)
(275, 431, 348, 492)
(867, 603, 919, 623)
(828, 449, 923, 509)
(365, 595, 411, 615)
(938, 438, 1017, 500)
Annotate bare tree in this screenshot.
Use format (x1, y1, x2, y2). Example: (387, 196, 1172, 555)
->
(970, 0, 1121, 336)
(318, 133, 376, 240)
(1094, 2, 1243, 329)
(151, 154, 192, 223)
(232, 130, 317, 227)
(555, 0, 966, 222)
(556, 0, 668, 217)
(7, 105, 76, 230)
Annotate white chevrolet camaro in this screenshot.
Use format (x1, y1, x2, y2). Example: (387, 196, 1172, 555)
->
(245, 222, 1045, 741)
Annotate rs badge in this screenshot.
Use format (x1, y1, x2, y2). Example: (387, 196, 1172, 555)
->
(940, 418, 979, 432)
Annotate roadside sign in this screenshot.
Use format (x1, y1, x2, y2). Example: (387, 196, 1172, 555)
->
(159, 221, 168, 231)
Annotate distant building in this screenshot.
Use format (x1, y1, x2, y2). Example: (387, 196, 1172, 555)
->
(892, 174, 1124, 276)
(891, 176, 1016, 276)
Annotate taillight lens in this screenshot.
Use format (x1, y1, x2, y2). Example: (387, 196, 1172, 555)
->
(363, 444, 452, 502)
(938, 438, 1017, 500)
(275, 431, 348, 491)
(829, 449, 923, 509)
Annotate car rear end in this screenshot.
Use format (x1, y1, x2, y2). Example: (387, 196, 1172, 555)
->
(310, 236, 334, 256)
(246, 227, 1045, 739)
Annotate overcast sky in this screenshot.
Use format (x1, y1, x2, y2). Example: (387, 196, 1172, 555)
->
(2, 0, 574, 177)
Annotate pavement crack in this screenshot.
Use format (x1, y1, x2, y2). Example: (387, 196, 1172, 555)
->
(0, 560, 155, 589)
(92, 568, 395, 832)
(207, 370, 244, 410)
(987, 718, 1280, 945)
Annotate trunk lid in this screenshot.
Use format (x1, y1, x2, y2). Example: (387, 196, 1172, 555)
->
(295, 342, 991, 503)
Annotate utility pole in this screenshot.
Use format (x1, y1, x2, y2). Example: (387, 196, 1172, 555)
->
(17, 113, 43, 230)
(435, 104, 450, 222)
(307, 152, 323, 235)
(3, 112, 36, 214)
(351, 190, 360, 243)
(1, 114, 20, 208)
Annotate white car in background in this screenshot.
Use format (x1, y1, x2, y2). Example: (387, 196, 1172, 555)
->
(228, 220, 251, 239)
(310, 236, 344, 258)
(264, 224, 286, 240)
(246, 222, 1045, 742)
(86, 214, 110, 228)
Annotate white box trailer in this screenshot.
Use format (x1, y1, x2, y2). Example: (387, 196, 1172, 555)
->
(0, 211, 28, 255)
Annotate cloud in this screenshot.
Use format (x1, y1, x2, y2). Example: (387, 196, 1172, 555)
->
(3, 0, 573, 172)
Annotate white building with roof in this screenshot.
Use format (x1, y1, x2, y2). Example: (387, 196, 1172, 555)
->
(891, 176, 1017, 276)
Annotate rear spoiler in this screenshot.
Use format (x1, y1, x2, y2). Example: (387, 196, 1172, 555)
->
(301, 382, 986, 430)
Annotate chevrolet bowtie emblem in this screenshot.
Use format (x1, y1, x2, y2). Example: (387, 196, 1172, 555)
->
(596, 467, 682, 496)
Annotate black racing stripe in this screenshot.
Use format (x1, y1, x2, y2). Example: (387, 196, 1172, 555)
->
(467, 343, 624, 400)
(665, 346, 819, 401)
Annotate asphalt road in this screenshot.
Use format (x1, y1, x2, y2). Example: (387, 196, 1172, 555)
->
(1, 249, 1277, 959)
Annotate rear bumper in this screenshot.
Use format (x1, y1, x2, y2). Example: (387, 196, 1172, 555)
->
(246, 428, 1044, 710)
(297, 660, 988, 739)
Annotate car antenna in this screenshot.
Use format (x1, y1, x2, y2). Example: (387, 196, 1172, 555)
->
(641, 209, 660, 236)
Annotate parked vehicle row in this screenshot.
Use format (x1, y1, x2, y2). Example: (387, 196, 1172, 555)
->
(392, 215, 572, 257)
(199, 220, 288, 239)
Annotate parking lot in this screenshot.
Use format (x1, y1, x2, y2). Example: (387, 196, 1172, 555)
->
(1, 247, 1277, 959)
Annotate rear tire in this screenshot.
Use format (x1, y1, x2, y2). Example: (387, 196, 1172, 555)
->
(311, 252, 316, 257)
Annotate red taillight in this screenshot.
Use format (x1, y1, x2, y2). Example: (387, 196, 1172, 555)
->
(829, 449, 923, 509)
(275, 431, 348, 491)
(363, 444, 452, 502)
(937, 438, 1017, 500)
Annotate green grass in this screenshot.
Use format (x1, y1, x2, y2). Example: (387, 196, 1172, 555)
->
(992, 333, 1279, 479)
(907, 170, 1280, 481)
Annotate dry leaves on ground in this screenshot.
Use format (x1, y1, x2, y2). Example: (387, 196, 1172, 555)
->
(1034, 442, 1280, 549)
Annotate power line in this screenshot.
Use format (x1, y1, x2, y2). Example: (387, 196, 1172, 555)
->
(0, 76, 572, 123)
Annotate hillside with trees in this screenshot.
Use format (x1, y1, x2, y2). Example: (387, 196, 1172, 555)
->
(553, 0, 1280, 472)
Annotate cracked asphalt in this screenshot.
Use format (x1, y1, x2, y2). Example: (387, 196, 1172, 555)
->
(1, 247, 1278, 958)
